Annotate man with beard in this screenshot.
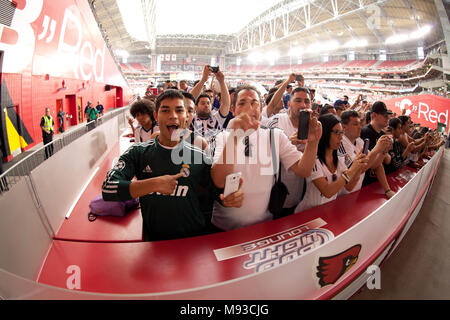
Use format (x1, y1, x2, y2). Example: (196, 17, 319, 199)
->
(189, 65, 230, 142)
(210, 85, 322, 231)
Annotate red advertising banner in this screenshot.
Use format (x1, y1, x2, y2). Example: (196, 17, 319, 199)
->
(0, 0, 128, 87)
(384, 95, 450, 133)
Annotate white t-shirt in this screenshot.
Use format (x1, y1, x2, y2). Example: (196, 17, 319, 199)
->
(212, 127, 302, 230)
(134, 125, 159, 142)
(295, 156, 347, 213)
(190, 110, 227, 142)
(265, 113, 305, 208)
(337, 135, 364, 195)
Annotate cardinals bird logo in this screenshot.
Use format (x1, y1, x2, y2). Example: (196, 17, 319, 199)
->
(316, 244, 362, 287)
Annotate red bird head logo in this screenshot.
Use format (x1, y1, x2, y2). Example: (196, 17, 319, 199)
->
(316, 244, 362, 287)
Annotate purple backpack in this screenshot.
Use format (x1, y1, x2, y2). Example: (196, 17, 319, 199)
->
(88, 194, 139, 221)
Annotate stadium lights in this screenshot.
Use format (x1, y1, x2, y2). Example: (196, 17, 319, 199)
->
(385, 33, 409, 45)
(115, 49, 129, 58)
(344, 39, 368, 48)
(266, 51, 280, 62)
(410, 25, 432, 39)
(248, 52, 264, 63)
(385, 25, 433, 45)
(307, 40, 339, 53)
(289, 47, 303, 57)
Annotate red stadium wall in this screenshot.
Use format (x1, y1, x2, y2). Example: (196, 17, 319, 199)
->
(384, 95, 450, 132)
(0, 0, 133, 161)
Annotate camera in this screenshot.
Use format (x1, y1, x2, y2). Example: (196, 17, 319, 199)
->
(209, 65, 219, 73)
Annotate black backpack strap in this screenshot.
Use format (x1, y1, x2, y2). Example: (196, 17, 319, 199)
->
(269, 128, 282, 181)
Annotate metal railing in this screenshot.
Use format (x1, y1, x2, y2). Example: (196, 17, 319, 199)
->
(0, 106, 131, 195)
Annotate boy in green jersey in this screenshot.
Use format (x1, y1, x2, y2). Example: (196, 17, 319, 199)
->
(102, 90, 243, 241)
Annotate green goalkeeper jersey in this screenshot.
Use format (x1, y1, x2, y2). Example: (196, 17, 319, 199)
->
(102, 137, 213, 241)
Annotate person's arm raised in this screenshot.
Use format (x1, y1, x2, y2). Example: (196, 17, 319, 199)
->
(266, 73, 296, 118)
(215, 69, 230, 117)
(190, 65, 211, 100)
(289, 115, 322, 178)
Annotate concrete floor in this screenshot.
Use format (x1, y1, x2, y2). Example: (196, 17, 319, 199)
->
(353, 149, 450, 300)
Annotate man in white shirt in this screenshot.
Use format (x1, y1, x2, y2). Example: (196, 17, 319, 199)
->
(265, 74, 312, 216)
(189, 65, 230, 143)
(210, 85, 322, 231)
(338, 110, 393, 195)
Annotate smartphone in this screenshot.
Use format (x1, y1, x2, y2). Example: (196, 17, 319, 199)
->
(223, 172, 241, 198)
(297, 110, 310, 140)
(209, 65, 219, 73)
(363, 138, 370, 155)
(361, 95, 366, 100)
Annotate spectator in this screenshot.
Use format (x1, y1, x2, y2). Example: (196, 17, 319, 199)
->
(360, 101, 395, 199)
(102, 89, 243, 241)
(189, 66, 230, 142)
(57, 107, 65, 133)
(96, 101, 104, 116)
(295, 114, 367, 213)
(343, 95, 349, 107)
(320, 104, 337, 116)
(128, 99, 158, 142)
(179, 80, 190, 92)
(384, 117, 415, 175)
(86, 102, 99, 131)
(204, 89, 221, 110)
(84, 101, 93, 121)
(334, 100, 346, 117)
(265, 77, 312, 216)
(283, 84, 293, 108)
(210, 84, 322, 231)
(309, 88, 316, 103)
(338, 110, 391, 195)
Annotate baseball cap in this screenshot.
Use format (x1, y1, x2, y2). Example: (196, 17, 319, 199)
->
(334, 100, 345, 107)
(371, 101, 393, 115)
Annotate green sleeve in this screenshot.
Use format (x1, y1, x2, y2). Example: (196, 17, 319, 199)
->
(102, 146, 138, 201)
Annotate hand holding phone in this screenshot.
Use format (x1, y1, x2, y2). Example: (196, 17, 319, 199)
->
(297, 110, 310, 140)
(208, 65, 219, 73)
(363, 138, 370, 155)
(223, 172, 242, 198)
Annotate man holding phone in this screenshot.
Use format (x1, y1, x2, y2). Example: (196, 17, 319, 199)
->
(264, 74, 313, 215)
(210, 84, 322, 230)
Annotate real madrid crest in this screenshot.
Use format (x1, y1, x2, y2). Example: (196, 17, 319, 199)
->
(180, 164, 190, 177)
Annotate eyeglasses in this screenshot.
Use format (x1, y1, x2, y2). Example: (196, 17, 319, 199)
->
(331, 130, 345, 136)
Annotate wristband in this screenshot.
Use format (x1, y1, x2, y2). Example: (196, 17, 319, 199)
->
(342, 172, 350, 184)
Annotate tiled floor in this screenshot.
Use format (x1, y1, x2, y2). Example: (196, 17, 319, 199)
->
(353, 149, 450, 300)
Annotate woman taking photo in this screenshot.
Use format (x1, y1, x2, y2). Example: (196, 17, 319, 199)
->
(295, 114, 368, 213)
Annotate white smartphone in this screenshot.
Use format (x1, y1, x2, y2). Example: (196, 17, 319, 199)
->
(223, 172, 242, 198)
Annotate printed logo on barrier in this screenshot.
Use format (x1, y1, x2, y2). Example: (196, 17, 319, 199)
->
(213, 218, 334, 273)
(316, 244, 362, 287)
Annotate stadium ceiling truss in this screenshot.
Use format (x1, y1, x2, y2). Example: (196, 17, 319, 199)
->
(227, 0, 442, 56)
(93, 0, 442, 59)
(93, 0, 157, 54)
(155, 34, 235, 55)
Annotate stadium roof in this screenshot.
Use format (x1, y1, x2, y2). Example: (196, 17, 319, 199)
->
(92, 0, 445, 58)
